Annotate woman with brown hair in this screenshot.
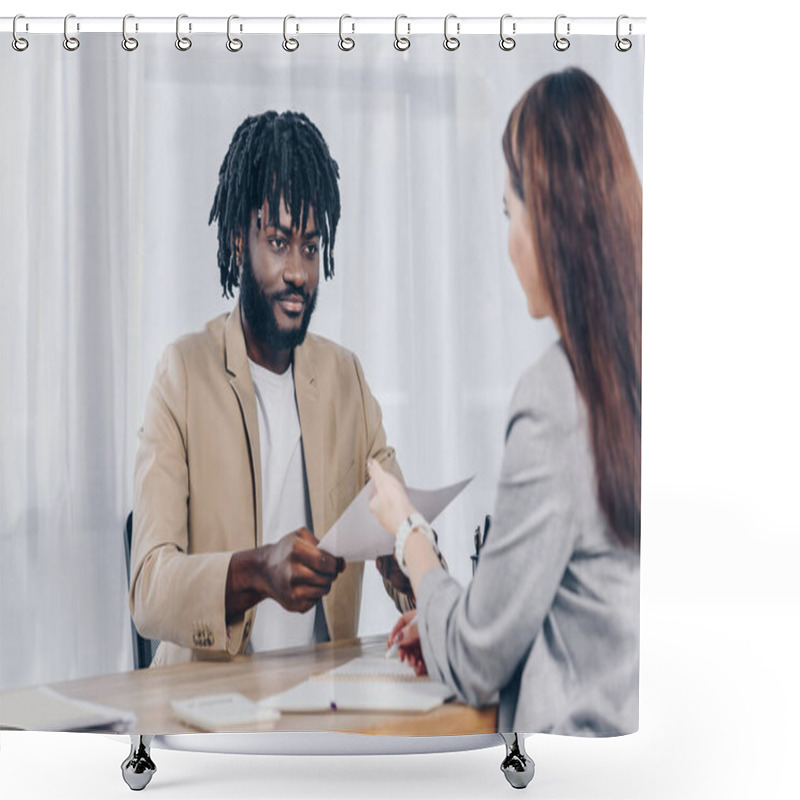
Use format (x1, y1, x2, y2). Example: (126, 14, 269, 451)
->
(368, 67, 642, 736)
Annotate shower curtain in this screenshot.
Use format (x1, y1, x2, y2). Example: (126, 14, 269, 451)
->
(1, 19, 644, 739)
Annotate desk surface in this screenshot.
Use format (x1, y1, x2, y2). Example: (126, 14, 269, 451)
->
(3, 636, 497, 736)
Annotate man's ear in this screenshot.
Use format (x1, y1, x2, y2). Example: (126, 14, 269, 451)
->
(233, 232, 244, 268)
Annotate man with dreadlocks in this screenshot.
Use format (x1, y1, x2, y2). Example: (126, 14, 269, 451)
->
(129, 111, 413, 667)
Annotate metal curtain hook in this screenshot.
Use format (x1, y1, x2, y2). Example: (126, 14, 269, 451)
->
(554, 14, 570, 51)
(338, 14, 355, 51)
(122, 14, 138, 51)
(615, 14, 632, 52)
(283, 15, 299, 52)
(499, 14, 515, 51)
(176, 14, 192, 51)
(12, 14, 29, 52)
(63, 13, 80, 51)
(394, 15, 410, 51)
(227, 15, 242, 51)
(443, 13, 460, 51)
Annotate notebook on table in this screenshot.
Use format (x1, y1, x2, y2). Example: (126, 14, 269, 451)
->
(171, 656, 455, 729)
(260, 656, 455, 713)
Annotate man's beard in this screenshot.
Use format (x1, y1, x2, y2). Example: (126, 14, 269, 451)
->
(239, 249, 318, 352)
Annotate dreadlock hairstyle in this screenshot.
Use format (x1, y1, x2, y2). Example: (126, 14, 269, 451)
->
(503, 68, 642, 551)
(209, 110, 341, 298)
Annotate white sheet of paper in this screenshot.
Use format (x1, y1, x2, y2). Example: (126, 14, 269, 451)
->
(317, 475, 473, 560)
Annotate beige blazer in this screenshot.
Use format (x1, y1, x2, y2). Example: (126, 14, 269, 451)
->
(130, 301, 402, 666)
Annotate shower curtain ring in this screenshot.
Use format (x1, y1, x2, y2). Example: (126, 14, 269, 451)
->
(121, 14, 138, 51)
(176, 14, 192, 51)
(554, 14, 570, 51)
(499, 14, 516, 51)
(12, 14, 29, 51)
(283, 15, 299, 51)
(443, 14, 460, 51)
(226, 15, 243, 51)
(394, 15, 410, 51)
(615, 15, 632, 51)
(63, 14, 80, 51)
(338, 14, 355, 51)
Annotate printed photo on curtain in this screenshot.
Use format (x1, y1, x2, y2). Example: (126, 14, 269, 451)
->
(0, 20, 643, 777)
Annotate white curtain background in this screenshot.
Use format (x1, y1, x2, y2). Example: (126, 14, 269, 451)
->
(0, 33, 643, 690)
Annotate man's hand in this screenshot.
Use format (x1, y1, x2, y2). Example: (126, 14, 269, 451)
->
(376, 554, 413, 596)
(259, 528, 345, 613)
(225, 528, 345, 624)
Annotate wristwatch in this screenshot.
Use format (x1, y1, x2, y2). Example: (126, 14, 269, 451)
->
(395, 512, 438, 577)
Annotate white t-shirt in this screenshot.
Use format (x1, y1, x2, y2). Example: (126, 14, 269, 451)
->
(247, 359, 317, 653)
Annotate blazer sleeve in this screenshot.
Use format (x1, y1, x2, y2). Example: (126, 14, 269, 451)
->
(415, 387, 579, 707)
(129, 344, 236, 655)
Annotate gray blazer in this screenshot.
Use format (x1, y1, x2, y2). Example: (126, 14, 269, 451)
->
(417, 342, 640, 735)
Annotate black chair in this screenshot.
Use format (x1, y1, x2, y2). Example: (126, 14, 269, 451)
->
(123, 512, 159, 669)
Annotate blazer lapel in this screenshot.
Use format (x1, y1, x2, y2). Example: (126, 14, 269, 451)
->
(224, 300, 262, 548)
(294, 338, 323, 540)
(296, 337, 355, 640)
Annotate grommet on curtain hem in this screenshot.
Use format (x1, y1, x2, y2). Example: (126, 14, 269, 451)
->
(394, 15, 410, 51)
(175, 14, 192, 51)
(338, 14, 355, 51)
(283, 15, 299, 52)
(121, 14, 138, 51)
(554, 14, 570, 51)
(443, 13, 460, 51)
(615, 15, 632, 52)
(63, 14, 80, 51)
(12, 14, 29, 51)
(499, 14, 515, 51)
(226, 15, 243, 52)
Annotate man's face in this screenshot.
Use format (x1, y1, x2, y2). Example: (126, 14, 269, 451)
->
(239, 198, 320, 353)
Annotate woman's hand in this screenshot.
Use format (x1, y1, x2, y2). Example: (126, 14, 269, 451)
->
(367, 458, 417, 536)
(388, 610, 427, 676)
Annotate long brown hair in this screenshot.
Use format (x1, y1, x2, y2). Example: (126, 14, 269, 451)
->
(503, 68, 642, 550)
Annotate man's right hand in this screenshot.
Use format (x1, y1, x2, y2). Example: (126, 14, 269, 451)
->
(257, 527, 345, 613)
(225, 528, 345, 624)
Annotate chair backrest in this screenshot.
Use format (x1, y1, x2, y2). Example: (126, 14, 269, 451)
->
(123, 512, 159, 669)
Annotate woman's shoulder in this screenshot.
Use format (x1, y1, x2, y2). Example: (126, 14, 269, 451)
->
(509, 340, 581, 432)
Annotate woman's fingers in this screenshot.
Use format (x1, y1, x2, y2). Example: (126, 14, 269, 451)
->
(388, 618, 405, 645)
(388, 610, 418, 646)
(388, 612, 412, 645)
(367, 459, 418, 535)
(366, 458, 386, 486)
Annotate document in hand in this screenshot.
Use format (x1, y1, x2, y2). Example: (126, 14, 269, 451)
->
(317, 476, 473, 560)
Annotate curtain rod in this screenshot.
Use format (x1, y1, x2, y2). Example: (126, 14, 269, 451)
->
(1, 16, 646, 37)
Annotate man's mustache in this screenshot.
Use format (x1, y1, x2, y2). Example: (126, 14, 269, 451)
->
(271, 288, 309, 304)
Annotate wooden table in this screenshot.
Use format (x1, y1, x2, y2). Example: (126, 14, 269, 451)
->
(3, 636, 497, 736)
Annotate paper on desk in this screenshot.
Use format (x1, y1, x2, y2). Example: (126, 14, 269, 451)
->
(317, 475, 473, 560)
(0, 686, 136, 732)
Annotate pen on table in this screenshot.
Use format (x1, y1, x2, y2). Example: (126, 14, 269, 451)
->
(386, 612, 418, 659)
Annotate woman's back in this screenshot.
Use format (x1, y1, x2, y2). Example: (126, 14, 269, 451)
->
(417, 341, 639, 734)
(506, 342, 639, 734)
